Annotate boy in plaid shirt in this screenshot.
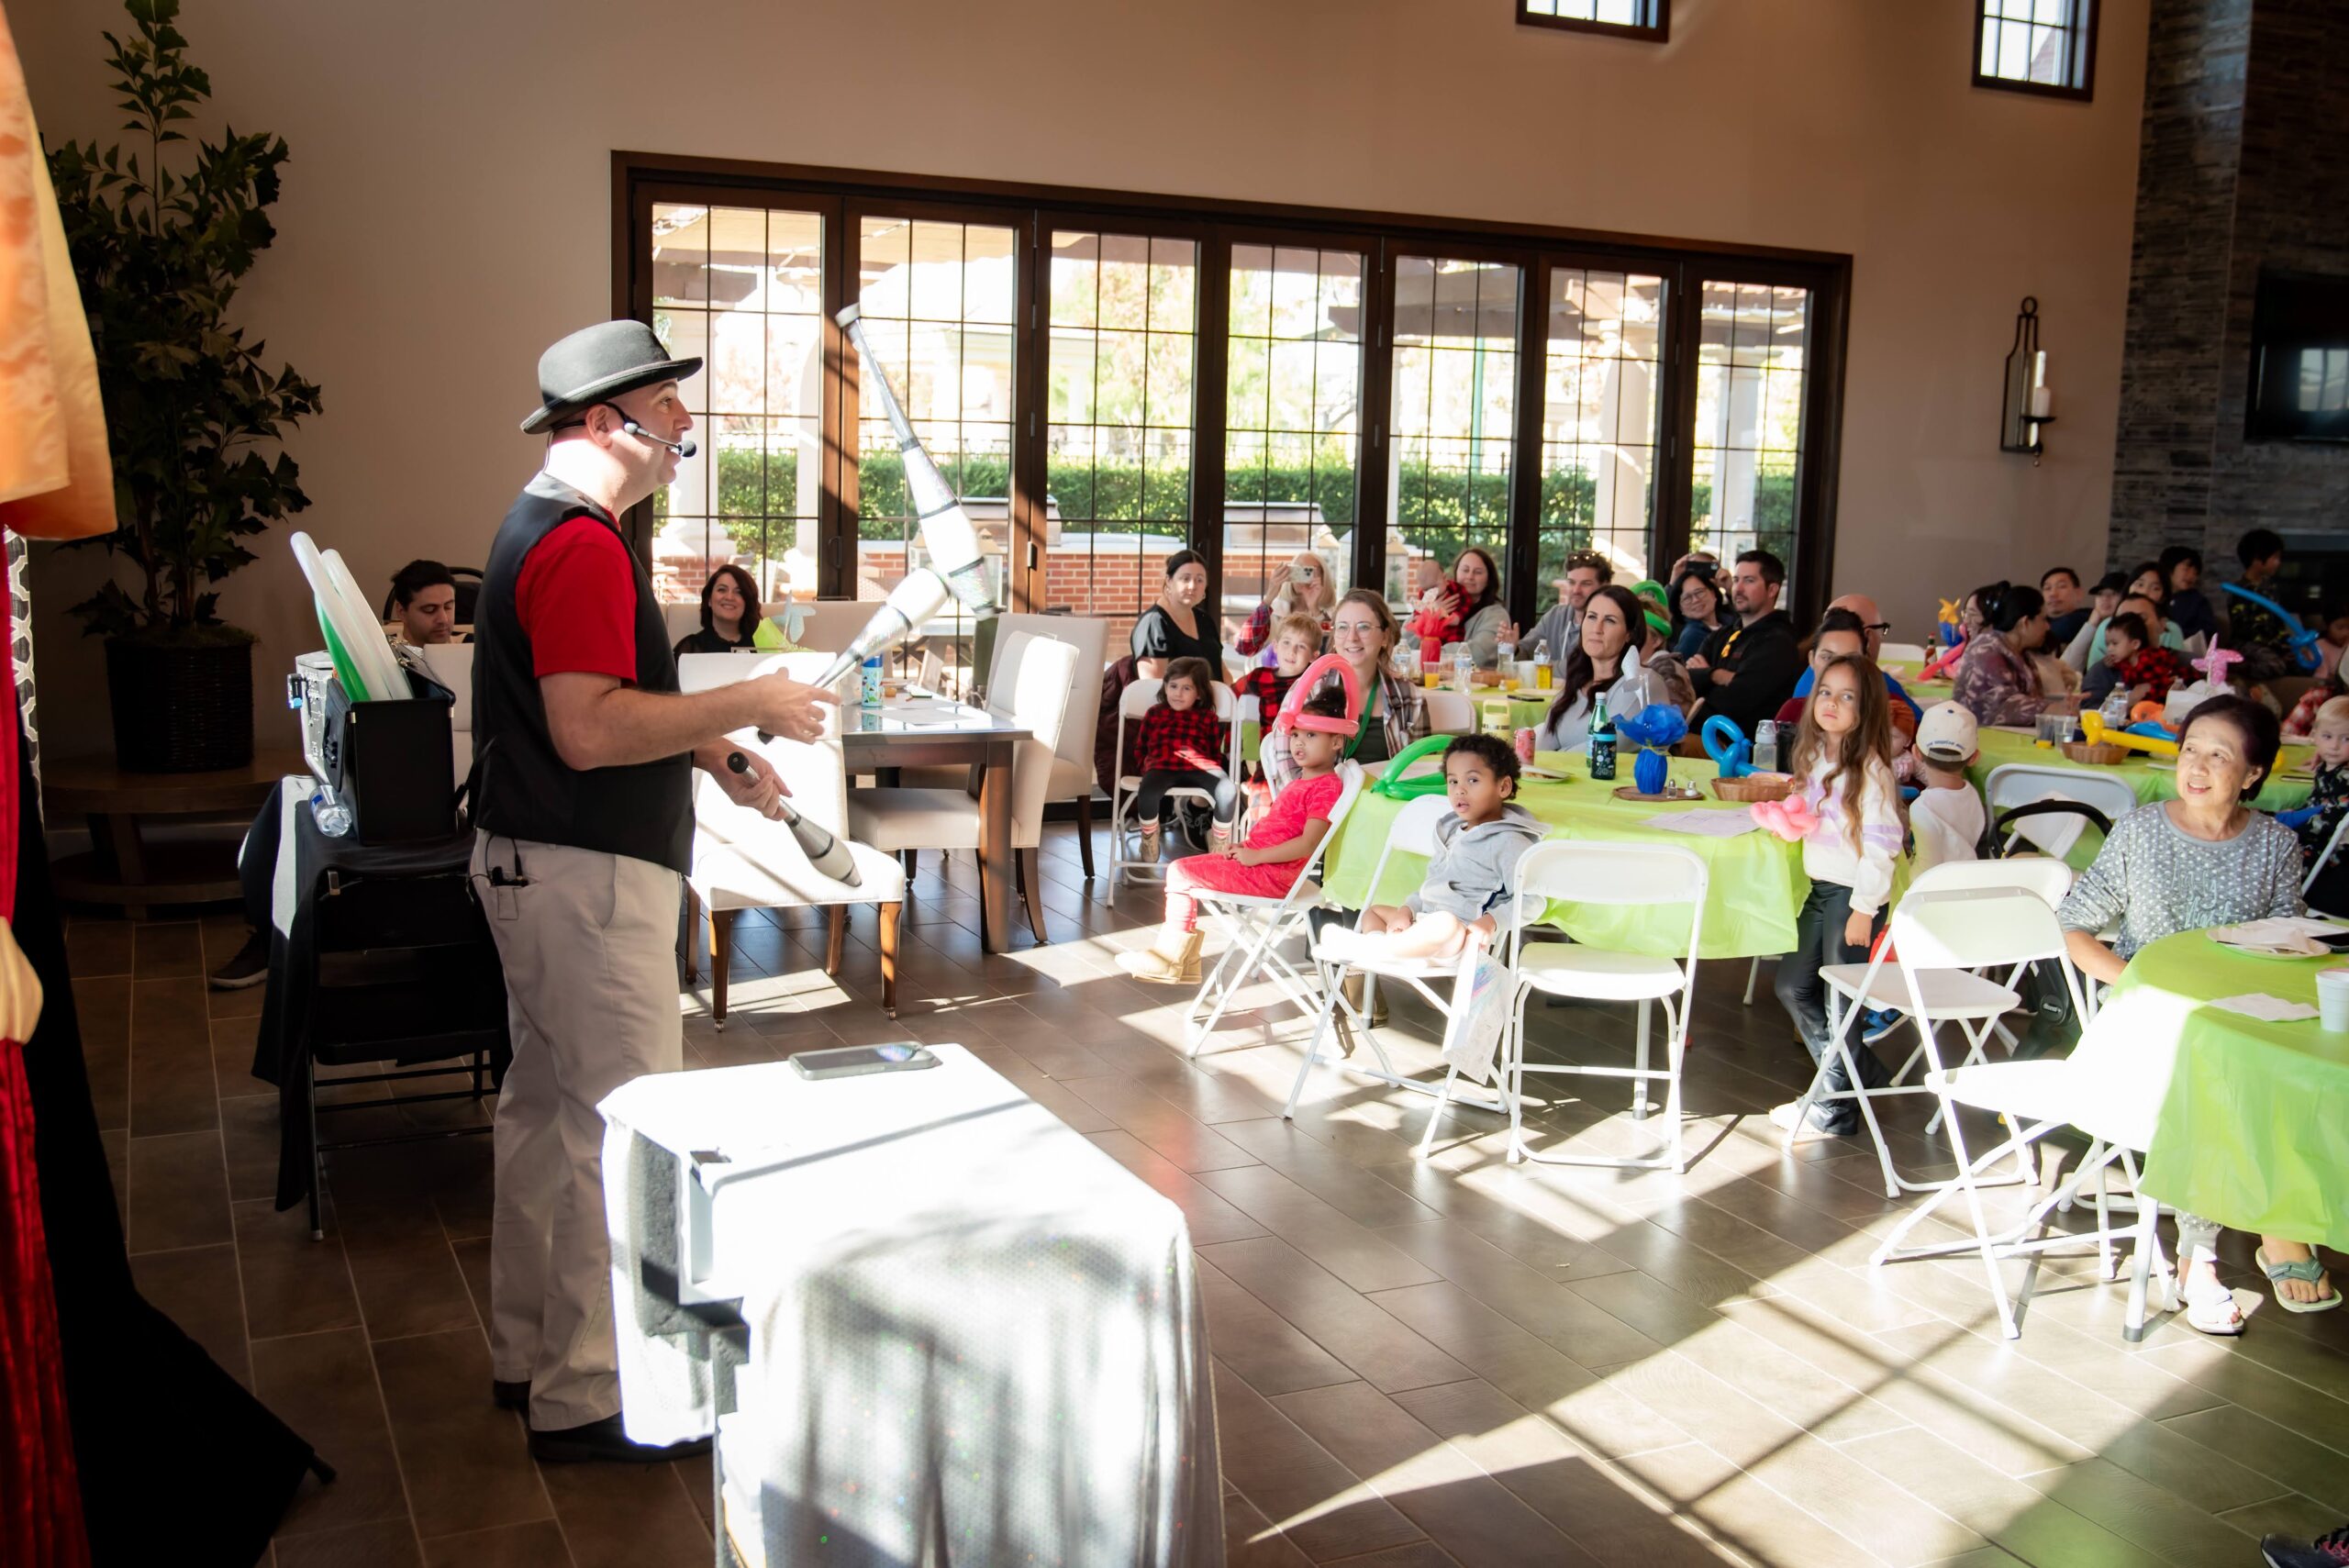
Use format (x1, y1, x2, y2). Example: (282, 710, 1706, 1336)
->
(1131, 655, 1235, 858)
(2086, 611, 2194, 708)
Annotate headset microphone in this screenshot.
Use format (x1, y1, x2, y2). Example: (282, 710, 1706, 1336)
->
(621, 419, 696, 460)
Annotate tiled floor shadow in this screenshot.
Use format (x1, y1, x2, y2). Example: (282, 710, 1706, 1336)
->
(57, 821, 2349, 1567)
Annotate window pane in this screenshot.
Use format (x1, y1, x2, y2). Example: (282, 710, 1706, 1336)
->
(652, 207, 823, 613)
(855, 216, 1019, 685)
(1044, 230, 1197, 648)
(1978, 0, 2088, 91)
(1223, 243, 1364, 645)
(1688, 279, 1809, 584)
(1537, 267, 1663, 633)
(1386, 257, 1520, 617)
(1518, 0, 1663, 32)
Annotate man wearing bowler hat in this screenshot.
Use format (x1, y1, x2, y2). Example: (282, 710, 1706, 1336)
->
(471, 320, 832, 1462)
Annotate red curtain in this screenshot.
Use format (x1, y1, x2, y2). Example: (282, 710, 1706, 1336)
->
(0, 570, 86, 1566)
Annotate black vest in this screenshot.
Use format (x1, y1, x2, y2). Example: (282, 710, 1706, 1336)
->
(471, 473, 693, 873)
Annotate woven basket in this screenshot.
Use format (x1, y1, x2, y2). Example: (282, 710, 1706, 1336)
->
(2060, 740, 2130, 765)
(1711, 773, 1795, 804)
(106, 637, 254, 773)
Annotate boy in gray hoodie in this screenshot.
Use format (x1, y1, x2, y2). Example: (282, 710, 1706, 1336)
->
(1320, 733, 1547, 965)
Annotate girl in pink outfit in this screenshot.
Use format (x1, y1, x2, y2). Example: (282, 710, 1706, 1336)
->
(1120, 684, 1353, 984)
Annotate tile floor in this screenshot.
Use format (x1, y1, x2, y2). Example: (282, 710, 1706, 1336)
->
(76, 822, 2349, 1567)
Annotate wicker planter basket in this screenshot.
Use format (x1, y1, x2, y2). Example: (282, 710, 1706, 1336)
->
(106, 637, 254, 773)
(1711, 773, 1795, 804)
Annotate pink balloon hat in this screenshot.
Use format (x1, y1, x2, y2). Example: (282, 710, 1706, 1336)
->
(1274, 653, 1364, 736)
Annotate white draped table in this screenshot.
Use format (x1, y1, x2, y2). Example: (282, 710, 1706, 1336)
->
(600, 1047, 1223, 1567)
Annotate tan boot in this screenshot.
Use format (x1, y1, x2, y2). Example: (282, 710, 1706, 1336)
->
(1119, 928, 1204, 984)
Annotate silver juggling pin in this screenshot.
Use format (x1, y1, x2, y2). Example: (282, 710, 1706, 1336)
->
(726, 750, 861, 887)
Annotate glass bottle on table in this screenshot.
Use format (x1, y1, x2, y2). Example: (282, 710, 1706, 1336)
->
(1587, 695, 1618, 782)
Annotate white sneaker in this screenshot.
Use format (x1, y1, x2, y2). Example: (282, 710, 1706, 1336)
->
(1768, 1098, 1848, 1141)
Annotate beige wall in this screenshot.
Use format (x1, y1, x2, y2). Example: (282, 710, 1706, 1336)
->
(16, 0, 2147, 755)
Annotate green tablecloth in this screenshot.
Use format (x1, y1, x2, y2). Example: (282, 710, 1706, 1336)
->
(1964, 727, 2314, 814)
(2068, 931, 2349, 1251)
(1319, 749, 1818, 960)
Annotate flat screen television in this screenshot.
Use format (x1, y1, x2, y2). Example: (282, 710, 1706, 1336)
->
(2249, 269, 2349, 441)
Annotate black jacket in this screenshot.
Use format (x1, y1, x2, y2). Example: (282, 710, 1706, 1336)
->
(1696, 608, 1803, 740)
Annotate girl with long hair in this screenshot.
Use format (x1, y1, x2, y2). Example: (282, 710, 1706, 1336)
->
(1769, 652, 1907, 1140)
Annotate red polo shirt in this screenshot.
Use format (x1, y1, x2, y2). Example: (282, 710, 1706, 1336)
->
(514, 517, 638, 681)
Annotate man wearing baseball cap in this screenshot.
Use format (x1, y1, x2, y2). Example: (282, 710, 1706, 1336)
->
(1909, 701, 1985, 871)
(471, 320, 833, 1462)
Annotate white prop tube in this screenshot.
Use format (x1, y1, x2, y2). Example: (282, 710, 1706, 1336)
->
(320, 548, 411, 700)
(291, 532, 406, 702)
(837, 305, 992, 616)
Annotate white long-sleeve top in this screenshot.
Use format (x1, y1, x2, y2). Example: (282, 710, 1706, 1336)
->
(1791, 751, 1904, 917)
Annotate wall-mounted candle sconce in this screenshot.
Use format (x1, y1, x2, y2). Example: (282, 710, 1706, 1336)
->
(2000, 296, 2055, 466)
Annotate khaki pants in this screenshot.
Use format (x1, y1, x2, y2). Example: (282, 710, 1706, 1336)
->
(473, 833, 682, 1429)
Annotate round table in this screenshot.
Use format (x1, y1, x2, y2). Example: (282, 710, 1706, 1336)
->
(1319, 749, 1842, 960)
(1965, 727, 2315, 814)
(2066, 930, 2349, 1252)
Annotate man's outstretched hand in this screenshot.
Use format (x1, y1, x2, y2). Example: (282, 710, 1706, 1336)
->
(747, 672, 837, 745)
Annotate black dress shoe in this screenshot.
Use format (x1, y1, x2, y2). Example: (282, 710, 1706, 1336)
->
(528, 1414, 710, 1465)
(492, 1379, 529, 1412)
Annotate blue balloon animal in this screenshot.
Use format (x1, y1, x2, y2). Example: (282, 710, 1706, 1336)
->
(2219, 582, 2322, 673)
(1701, 714, 1754, 779)
(1617, 704, 1688, 795)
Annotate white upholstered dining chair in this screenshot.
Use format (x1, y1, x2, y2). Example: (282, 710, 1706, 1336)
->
(674, 652, 907, 1025)
(844, 630, 1080, 946)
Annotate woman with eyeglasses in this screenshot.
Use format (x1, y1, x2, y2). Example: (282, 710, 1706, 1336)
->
(1264, 589, 1427, 793)
(1233, 550, 1333, 660)
(1668, 565, 1726, 659)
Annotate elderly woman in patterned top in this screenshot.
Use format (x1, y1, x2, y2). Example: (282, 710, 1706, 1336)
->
(2057, 694, 2337, 1333)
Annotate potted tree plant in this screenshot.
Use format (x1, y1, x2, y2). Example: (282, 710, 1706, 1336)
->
(46, 0, 320, 773)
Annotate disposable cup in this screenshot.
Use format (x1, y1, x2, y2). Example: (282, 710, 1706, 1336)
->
(2317, 968, 2349, 1032)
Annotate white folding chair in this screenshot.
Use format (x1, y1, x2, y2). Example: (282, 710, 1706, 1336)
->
(1878, 640, 1930, 664)
(2303, 810, 2349, 904)
(1982, 763, 2140, 861)
(1108, 677, 1236, 888)
(1421, 687, 1477, 737)
(1185, 762, 1365, 1054)
(1787, 862, 2076, 1197)
(1865, 923, 2155, 1341)
(1497, 841, 1709, 1173)
(1281, 795, 1509, 1146)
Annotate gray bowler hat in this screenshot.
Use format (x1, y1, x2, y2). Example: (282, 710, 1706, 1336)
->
(520, 320, 701, 434)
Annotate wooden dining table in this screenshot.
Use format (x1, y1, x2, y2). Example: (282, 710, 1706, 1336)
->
(842, 699, 1030, 952)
